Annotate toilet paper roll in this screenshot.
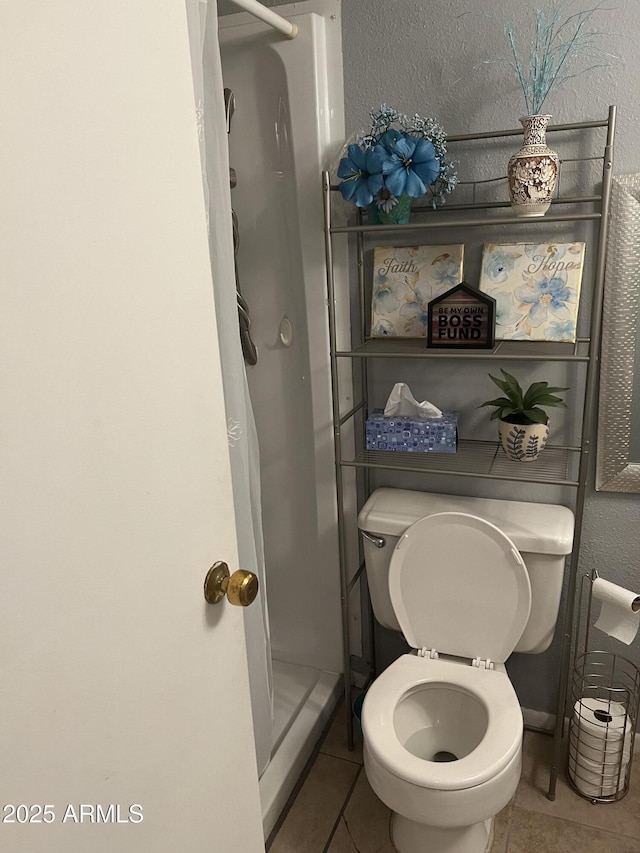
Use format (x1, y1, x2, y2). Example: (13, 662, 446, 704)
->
(569, 697, 632, 796)
(569, 739, 628, 779)
(593, 577, 640, 645)
(568, 750, 628, 798)
(570, 722, 631, 766)
(573, 698, 632, 745)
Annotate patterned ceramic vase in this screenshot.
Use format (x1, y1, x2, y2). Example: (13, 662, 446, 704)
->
(367, 193, 412, 225)
(498, 418, 550, 462)
(508, 115, 559, 217)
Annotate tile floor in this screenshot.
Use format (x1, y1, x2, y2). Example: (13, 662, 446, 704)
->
(268, 701, 640, 852)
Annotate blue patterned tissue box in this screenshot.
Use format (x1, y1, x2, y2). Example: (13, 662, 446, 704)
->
(365, 411, 458, 453)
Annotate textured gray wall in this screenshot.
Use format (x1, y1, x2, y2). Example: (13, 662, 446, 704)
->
(219, 0, 640, 715)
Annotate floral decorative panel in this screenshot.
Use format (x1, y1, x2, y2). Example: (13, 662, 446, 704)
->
(479, 242, 585, 342)
(371, 245, 464, 337)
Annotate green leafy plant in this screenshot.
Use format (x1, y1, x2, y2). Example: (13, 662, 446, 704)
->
(479, 369, 568, 425)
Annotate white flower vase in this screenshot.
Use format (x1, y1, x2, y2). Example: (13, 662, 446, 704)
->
(508, 115, 559, 217)
(498, 419, 550, 462)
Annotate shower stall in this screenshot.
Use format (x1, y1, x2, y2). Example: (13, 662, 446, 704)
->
(217, 1, 346, 835)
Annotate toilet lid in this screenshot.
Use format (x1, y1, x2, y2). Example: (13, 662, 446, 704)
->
(388, 512, 532, 663)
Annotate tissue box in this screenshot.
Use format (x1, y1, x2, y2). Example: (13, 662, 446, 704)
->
(366, 410, 458, 453)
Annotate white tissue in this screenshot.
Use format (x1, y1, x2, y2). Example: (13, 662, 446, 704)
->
(383, 383, 443, 419)
(593, 577, 640, 645)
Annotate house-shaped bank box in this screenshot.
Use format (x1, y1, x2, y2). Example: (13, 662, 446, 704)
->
(427, 281, 496, 349)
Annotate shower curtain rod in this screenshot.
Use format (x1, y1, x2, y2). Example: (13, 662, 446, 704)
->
(227, 0, 298, 38)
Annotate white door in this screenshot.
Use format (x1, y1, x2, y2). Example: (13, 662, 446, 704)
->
(0, 2, 264, 851)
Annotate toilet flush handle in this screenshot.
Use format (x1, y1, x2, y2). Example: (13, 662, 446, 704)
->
(361, 530, 385, 549)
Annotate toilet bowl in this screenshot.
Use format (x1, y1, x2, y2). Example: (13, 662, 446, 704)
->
(362, 656, 523, 853)
(357, 492, 575, 853)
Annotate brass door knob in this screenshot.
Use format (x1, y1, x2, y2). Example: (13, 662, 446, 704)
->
(204, 561, 259, 607)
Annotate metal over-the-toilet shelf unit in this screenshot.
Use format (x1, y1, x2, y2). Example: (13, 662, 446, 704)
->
(322, 107, 617, 801)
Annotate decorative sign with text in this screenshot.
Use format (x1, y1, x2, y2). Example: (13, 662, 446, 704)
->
(370, 244, 464, 337)
(427, 282, 496, 349)
(478, 242, 585, 342)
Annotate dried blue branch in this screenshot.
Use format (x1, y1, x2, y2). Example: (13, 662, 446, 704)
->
(458, 3, 620, 116)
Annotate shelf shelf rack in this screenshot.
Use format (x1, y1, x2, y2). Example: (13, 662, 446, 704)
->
(322, 107, 617, 800)
(339, 338, 591, 362)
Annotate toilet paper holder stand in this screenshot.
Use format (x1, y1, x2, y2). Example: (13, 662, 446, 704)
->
(566, 570, 640, 803)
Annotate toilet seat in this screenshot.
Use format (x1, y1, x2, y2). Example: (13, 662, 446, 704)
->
(389, 512, 532, 662)
(362, 654, 523, 791)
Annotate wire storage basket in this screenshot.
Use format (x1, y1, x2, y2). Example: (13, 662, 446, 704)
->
(568, 650, 639, 801)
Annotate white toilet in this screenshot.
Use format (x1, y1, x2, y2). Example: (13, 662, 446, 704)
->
(358, 488, 575, 853)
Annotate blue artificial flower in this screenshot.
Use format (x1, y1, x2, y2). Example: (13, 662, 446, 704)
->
(337, 144, 385, 207)
(337, 106, 457, 210)
(516, 276, 572, 326)
(378, 129, 404, 153)
(382, 134, 440, 198)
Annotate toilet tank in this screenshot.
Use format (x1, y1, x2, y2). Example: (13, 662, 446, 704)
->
(358, 488, 574, 655)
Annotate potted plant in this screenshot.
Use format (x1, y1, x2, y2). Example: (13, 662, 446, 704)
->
(336, 105, 458, 224)
(479, 368, 567, 462)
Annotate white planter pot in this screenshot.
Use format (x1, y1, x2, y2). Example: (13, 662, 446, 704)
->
(507, 115, 559, 217)
(498, 419, 550, 462)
